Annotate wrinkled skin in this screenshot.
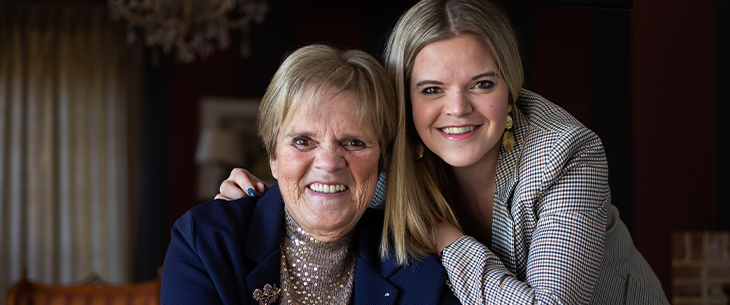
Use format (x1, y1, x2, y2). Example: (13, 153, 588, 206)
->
(269, 87, 381, 242)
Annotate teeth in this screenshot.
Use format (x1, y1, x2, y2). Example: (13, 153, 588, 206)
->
(308, 183, 346, 194)
(441, 126, 476, 135)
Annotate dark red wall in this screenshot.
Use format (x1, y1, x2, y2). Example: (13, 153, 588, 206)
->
(631, 0, 716, 296)
(529, 0, 720, 297)
(531, 5, 591, 125)
(166, 43, 242, 233)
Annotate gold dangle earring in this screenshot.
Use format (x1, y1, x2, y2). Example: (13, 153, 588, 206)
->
(413, 142, 424, 160)
(502, 104, 515, 150)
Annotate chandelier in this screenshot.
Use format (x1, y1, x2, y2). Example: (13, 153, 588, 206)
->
(109, 0, 268, 63)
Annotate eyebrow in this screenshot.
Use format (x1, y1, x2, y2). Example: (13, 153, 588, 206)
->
(414, 71, 499, 87)
(414, 80, 444, 87)
(284, 131, 375, 142)
(472, 71, 498, 80)
(284, 131, 314, 139)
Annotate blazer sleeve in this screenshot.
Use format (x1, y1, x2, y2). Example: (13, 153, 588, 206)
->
(161, 210, 224, 305)
(441, 125, 609, 305)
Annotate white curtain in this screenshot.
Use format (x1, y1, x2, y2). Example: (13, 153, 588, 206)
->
(0, 3, 140, 300)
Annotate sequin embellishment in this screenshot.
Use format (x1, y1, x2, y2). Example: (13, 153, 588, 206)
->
(279, 210, 357, 304)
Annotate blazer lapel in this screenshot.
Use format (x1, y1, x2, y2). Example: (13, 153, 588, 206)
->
(352, 258, 398, 305)
(352, 209, 398, 305)
(352, 209, 446, 305)
(245, 250, 282, 305)
(495, 90, 528, 207)
(242, 184, 285, 305)
(491, 90, 529, 274)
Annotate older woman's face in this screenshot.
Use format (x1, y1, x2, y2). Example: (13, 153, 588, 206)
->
(270, 87, 381, 242)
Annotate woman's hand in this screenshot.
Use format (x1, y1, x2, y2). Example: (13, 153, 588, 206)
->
(214, 168, 268, 200)
(432, 221, 465, 254)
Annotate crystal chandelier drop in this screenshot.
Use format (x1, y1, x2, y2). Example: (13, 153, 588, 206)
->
(109, 0, 268, 63)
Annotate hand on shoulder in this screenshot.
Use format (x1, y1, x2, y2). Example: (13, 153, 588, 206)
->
(215, 168, 268, 200)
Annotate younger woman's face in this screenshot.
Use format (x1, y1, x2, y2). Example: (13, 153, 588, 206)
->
(409, 34, 510, 169)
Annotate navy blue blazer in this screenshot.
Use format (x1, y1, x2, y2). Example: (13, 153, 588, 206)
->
(161, 184, 460, 305)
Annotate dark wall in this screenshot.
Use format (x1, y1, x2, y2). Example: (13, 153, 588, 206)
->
(631, 0, 719, 297)
(716, 0, 730, 232)
(522, 1, 725, 297)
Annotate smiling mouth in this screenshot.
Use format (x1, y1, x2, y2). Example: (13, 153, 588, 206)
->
(308, 183, 347, 194)
(440, 125, 477, 135)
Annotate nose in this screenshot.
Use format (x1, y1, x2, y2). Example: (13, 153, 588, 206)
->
(444, 90, 473, 117)
(313, 146, 346, 173)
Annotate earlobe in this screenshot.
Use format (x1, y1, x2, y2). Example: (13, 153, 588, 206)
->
(270, 158, 278, 180)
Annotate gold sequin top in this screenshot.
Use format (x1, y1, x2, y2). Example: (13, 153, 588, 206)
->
(279, 210, 357, 305)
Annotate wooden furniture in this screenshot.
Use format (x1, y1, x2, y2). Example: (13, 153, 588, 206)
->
(5, 268, 161, 305)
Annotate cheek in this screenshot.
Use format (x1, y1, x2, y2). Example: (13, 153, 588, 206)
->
(482, 104, 507, 124)
(477, 93, 510, 125)
(272, 149, 311, 193)
(411, 99, 434, 130)
(350, 151, 380, 179)
(348, 153, 381, 206)
(411, 100, 444, 145)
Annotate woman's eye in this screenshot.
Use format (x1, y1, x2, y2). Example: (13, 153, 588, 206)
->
(345, 140, 366, 150)
(293, 137, 311, 147)
(473, 81, 494, 90)
(422, 87, 443, 95)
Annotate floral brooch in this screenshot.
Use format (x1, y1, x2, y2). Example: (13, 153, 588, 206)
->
(253, 283, 281, 305)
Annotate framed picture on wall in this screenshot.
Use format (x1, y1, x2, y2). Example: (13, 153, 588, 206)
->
(195, 97, 274, 200)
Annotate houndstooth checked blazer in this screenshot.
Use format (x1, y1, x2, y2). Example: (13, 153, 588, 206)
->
(439, 89, 668, 304)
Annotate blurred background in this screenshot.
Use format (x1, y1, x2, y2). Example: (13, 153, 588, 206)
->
(0, 0, 727, 303)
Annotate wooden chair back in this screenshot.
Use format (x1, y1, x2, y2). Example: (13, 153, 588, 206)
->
(5, 268, 161, 305)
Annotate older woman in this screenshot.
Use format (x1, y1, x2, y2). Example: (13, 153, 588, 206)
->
(160, 45, 460, 305)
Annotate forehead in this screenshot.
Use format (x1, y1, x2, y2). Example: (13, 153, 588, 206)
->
(281, 88, 375, 137)
(413, 35, 497, 74)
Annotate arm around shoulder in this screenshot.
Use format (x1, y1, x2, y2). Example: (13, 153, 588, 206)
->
(440, 126, 612, 304)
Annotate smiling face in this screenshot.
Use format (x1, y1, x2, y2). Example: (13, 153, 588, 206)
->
(410, 34, 510, 170)
(269, 87, 381, 242)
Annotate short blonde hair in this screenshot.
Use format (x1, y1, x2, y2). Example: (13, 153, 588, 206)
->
(381, 0, 524, 264)
(258, 44, 397, 163)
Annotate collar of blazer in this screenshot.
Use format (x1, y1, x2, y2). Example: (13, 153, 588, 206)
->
(240, 184, 449, 305)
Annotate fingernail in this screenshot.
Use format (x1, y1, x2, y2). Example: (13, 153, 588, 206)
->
(247, 188, 255, 197)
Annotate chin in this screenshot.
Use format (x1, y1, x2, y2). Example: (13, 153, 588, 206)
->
(308, 208, 352, 224)
(435, 152, 479, 168)
(444, 160, 476, 168)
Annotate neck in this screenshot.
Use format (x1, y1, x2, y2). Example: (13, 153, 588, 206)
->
(280, 210, 357, 304)
(451, 146, 499, 200)
(448, 146, 500, 247)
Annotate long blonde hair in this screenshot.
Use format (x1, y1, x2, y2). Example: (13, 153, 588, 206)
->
(381, 0, 524, 265)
